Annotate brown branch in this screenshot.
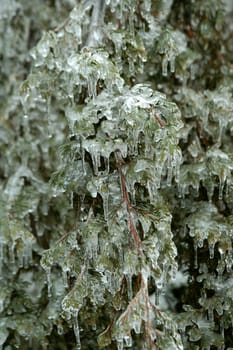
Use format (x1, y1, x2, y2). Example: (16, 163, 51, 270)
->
(54, 17, 69, 33)
(118, 273, 161, 349)
(118, 285, 144, 324)
(115, 152, 142, 251)
(154, 114, 166, 127)
(115, 152, 163, 348)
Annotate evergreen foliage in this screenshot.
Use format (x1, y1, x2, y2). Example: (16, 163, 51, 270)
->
(1, 0, 233, 349)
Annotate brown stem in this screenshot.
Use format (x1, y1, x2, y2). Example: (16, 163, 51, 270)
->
(54, 17, 69, 32)
(115, 153, 142, 251)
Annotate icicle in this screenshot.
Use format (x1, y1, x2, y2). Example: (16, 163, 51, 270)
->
(124, 335, 132, 347)
(142, 0, 151, 12)
(18, 249, 24, 268)
(0, 298, 4, 313)
(155, 289, 160, 305)
(174, 161, 180, 184)
(206, 182, 215, 201)
(130, 130, 139, 156)
(147, 181, 156, 203)
(9, 241, 16, 264)
(129, 59, 134, 75)
(80, 137, 86, 175)
(226, 253, 232, 272)
(46, 96, 53, 138)
(73, 309, 81, 350)
(170, 56, 175, 73)
(207, 306, 214, 322)
(132, 320, 141, 334)
(208, 242, 215, 259)
(20, 86, 30, 116)
(62, 269, 69, 289)
(218, 171, 226, 200)
(129, 12, 134, 35)
(91, 152, 101, 175)
(66, 108, 76, 136)
(119, 0, 123, 23)
(117, 338, 124, 350)
(162, 56, 168, 76)
(117, 141, 128, 158)
(194, 243, 198, 269)
(57, 324, 64, 335)
(100, 188, 109, 221)
(189, 226, 195, 237)
(104, 157, 109, 174)
(87, 77, 97, 98)
(70, 192, 74, 209)
(112, 32, 122, 58)
(127, 179, 136, 205)
(45, 267, 52, 297)
(104, 270, 114, 294)
(156, 279, 164, 291)
(190, 64, 195, 80)
(25, 243, 33, 267)
(171, 264, 177, 280)
(166, 162, 173, 186)
(0, 243, 4, 276)
(216, 255, 225, 278)
(197, 239, 204, 248)
(22, 114, 31, 143)
(126, 274, 133, 301)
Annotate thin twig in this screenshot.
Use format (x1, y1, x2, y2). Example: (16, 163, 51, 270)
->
(54, 17, 69, 33)
(115, 152, 142, 251)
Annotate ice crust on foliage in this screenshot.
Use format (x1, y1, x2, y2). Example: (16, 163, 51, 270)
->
(29, 0, 183, 344)
(1, 0, 233, 349)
